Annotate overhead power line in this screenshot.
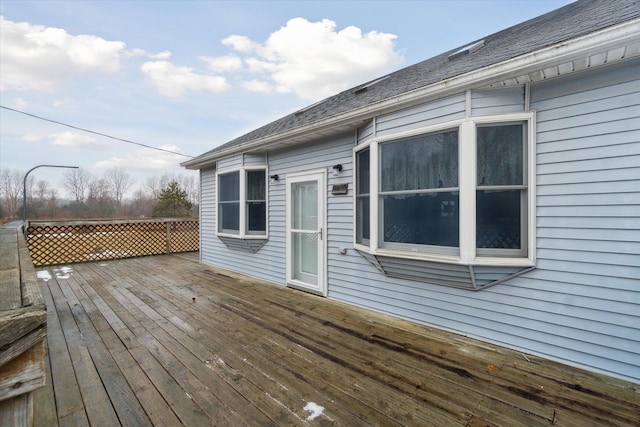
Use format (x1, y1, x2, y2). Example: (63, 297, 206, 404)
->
(0, 105, 195, 158)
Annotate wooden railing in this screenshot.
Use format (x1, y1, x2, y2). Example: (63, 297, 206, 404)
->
(25, 218, 199, 266)
(0, 221, 47, 426)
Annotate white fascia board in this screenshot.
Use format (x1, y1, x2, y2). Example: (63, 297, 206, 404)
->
(183, 18, 640, 170)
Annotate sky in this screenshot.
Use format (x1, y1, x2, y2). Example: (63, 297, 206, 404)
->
(0, 0, 573, 199)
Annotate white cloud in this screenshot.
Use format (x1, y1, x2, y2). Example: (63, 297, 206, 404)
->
(222, 35, 258, 53)
(0, 16, 125, 91)
(125, 48, 171, 60)
(200, 55, 243, 73)
(241, 79, 275, 94)
(93, 144, 185, 171)
(244, 57, 278, 74)
(140, 60, 229, 97)
(151, 50, 172, 60)
(20, 133, 43, 143)
(51, 131, 105, 150)
(223, 18, 403, 100)
(12, 97, 29, 110)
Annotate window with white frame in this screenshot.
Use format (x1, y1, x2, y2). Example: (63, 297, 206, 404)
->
(380, 128, 459, 253)
(355, 114, 532, 263)
(217, 168, 267, 237)
(355, 147, 370, 244)
(476, 123, 527, 256)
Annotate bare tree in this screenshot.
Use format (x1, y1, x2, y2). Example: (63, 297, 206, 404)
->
(62, 168, 92, 203)
(129, 188, 154, 217)
(26, 175, 36, 202)
(159, 173, 175, 190)
(1, 168, 23, 217)
(87, 177, 114, 216)
(35, 180, 50, 203)
(146, 172, 199, 208)
(46, 188, 59, 218)
(105, 168, 134, 212)
(178, 174, 199, 205)
(145, 175, 162, 200)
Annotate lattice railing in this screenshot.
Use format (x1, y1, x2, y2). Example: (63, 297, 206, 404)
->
(25, 219, 199, 266)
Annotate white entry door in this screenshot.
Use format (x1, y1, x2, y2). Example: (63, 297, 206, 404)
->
(286, 171, 326, 296)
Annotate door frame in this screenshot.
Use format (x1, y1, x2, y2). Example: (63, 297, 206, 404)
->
(285, 169, 327, 296)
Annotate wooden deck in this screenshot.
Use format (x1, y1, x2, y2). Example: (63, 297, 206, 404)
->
(32, 253, 638, 426)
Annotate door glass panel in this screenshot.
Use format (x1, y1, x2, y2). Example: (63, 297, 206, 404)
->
(293, 181, 318, 230)
(292, 232, 318, 285)
(291, 180, 319, 286)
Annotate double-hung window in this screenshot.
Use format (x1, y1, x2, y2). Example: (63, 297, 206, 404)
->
(380, 129, 459, 253)
(355, 148, 370, 244)
(217, 168, 267, 237)
(476, 123, 527, 257)
(355, 113, 533, 265)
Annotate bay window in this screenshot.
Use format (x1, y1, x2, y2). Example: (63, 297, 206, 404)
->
(217, 168, 267, 237)
(355, 114, 533, 265)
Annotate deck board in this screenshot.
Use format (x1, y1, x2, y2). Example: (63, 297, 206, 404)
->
(34, 253, 639, 426)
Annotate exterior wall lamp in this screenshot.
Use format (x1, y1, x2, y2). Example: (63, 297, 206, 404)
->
(270, 174, 279, 181)
(332, 164, 343, 176)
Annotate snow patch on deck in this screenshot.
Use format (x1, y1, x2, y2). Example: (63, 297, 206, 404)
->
(37, 270, 51, 281)
(303, 402, 324, 420)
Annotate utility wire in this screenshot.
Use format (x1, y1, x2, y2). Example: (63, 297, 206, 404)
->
(0, 105, 195, 158)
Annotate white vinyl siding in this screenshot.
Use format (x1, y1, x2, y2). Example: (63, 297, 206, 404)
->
(217, 155, 243, 170)
(357, 121, 375, 145)
(375, 94, 466, 138)
(471, 87, 525, 116)
(199, 168, 217, 264)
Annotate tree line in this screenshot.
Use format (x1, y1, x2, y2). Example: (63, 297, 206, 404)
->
(0, 167, 199, 222)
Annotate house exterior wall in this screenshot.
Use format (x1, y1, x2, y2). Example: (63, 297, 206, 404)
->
(200, 135, 355, 287)
(198, 58, 639, 382)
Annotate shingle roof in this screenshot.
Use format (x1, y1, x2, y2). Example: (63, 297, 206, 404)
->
(188, 0, 639, 163)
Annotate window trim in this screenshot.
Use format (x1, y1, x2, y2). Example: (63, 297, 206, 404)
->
(474, 120, 528, 258)
(216, 166, 269, 240)
(353, 112, 536, 267)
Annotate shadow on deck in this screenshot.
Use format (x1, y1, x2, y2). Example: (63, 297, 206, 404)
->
(33, 253, 638, 426)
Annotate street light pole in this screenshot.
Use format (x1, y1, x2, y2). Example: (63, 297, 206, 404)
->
(23, 164, 79, 224)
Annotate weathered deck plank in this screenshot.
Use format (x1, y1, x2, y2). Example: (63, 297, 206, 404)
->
(34, 253, 639, 426)
(39, 276, 89, 426)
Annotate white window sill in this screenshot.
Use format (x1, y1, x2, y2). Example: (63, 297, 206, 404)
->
(355, 244, 534, 268)
(217, 233, 268, 240)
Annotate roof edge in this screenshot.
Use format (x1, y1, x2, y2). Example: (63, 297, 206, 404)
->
(182, 17, 640, 170)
